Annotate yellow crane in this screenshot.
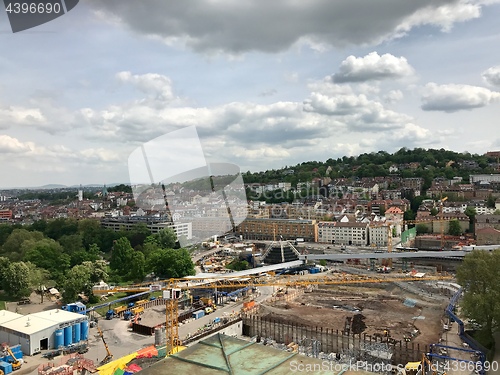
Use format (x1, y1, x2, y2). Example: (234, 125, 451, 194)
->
(157, 272, 454, 355)
(97, 326, 113, 366)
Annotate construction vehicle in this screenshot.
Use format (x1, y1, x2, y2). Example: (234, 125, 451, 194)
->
(105, 310, 115, 320)
(96, 327, 113, 366)
(131, 306, 144, 315)
(1, 344, 21, 371)
(92, 272, 454, 355)
(123, 311, 133, 320)
(113, 306, 128, 315)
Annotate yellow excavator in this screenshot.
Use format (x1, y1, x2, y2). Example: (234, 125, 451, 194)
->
(97, 327, 113, 366)
(0, 344, 22, 374)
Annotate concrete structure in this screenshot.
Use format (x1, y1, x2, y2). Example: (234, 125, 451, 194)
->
(470, 174, 500, 184)
(476, 227, 500, 246)
(101, 217, 192, 239)
(0, 309, 88, 355)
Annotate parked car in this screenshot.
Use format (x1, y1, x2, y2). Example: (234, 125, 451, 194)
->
(17, 298, 31, 305)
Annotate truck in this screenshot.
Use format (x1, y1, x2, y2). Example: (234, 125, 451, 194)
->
(113, 306, 128, 315)
(131, 306, 144, 315)
(204, 307, 213, 314)
(123, 311, 133, 320)
(105, 310, 115, 320)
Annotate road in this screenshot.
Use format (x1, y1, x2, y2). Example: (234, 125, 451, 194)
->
(178, 285, 274, 340)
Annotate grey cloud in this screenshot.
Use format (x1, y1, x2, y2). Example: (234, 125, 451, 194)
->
(482, 66, 500, 87)
(421, 83, 500, 112)
(88, 0, 472, 53)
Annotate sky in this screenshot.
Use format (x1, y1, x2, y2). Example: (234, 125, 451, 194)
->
(1, 0, 500, 188)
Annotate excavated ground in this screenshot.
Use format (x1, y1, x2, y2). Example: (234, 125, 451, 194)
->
(259, 284, 448, 346)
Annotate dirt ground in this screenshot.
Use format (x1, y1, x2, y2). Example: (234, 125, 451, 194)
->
(259, 284, 449, 346)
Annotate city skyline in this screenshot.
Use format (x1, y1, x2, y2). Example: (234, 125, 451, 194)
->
(1, 1, 500, 188)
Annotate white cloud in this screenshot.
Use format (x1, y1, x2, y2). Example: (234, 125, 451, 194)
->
(332, 52, 415, 83)
(116, 71, 175, 101)
(384, 90, 404, 104)
(482, 66, 500, 86)
(421, 82, 500, 112)
(0, 135, 33, 154)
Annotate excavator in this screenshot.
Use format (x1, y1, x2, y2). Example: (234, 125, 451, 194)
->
(1, 344, 22, 371)
(97, 327, 113, 366)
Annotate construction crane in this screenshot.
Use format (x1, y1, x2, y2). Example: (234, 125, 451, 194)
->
(156, 272, 455, 355)
(97, 326, 113, 366)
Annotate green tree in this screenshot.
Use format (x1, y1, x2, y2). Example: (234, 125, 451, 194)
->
(464, 206, 477, 233)
(128, 251, 146, 281)
(148, 228, 178, 249)
(448, 219, 462, 236)
(430, 207, 439, 216)
(27, 263, 51, 303)
(22, 238, 71, 277)
(0, 256, 10, 287)
(78, 219, 103, 250)
(45, 218, 78, 240)
(456, 250, 500, 348)
(416, 224, 430, 234)
(2, 262, 31, 298)
(1, 229, 45, 261)
(61, 260, 108, 302)
(109, 237, 134, 274)
(147, 248, 195, 278)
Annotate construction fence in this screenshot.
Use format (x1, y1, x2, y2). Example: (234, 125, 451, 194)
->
(242, 314, 429, 366)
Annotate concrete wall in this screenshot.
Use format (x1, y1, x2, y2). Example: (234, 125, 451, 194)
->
(242, 315, 429, 365)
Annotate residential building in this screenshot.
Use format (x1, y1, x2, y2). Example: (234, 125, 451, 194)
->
(476, 227, 500, 245)
(470, 174, 500, 184)
(317, 221, 368, 246)
(236, 218, 317, 242)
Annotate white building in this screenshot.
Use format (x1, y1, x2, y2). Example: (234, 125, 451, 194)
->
(317, 221, 368, 246)
(0, 309, 88, 355)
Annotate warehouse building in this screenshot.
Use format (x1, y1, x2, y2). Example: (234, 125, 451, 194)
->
(0, 309, 89, 355)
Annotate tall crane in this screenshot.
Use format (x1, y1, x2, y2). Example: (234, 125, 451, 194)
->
(158, 272, 455, 355)
(97, 326, 113, 366)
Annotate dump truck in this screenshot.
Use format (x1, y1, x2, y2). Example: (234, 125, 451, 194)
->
(113, 306, 128, 315)
(136, 299, 149, 306)
(131, 306, 144, 315)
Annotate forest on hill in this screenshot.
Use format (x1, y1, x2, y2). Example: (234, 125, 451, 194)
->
(242, 148, 499, 187)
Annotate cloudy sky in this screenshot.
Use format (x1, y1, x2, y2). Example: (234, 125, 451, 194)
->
(1, 0, 500, 188)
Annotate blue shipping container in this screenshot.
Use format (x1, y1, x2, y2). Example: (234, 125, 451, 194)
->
(192, 310, 205, 319)
(0, 361, 13, 375)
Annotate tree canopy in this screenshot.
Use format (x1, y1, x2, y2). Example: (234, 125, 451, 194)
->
(456, 249, 500, 348)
